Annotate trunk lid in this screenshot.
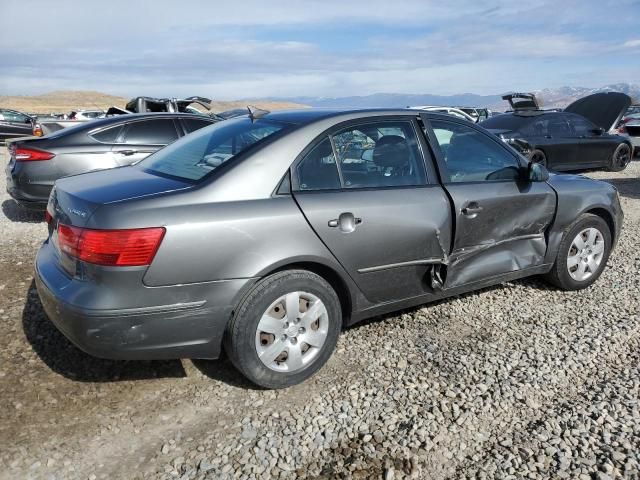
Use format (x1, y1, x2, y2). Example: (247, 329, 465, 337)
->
(564, 92, 632, 132)
(502, 92, 543, 111)
(49, 166, 191, 228)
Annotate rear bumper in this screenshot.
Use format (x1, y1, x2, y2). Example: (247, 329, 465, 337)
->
(5, 162, 50, 208)
(35, 239, 255, 360)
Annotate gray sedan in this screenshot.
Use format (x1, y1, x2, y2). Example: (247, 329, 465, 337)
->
(6, 113, 216, 209)
(36, 109, 623, 388)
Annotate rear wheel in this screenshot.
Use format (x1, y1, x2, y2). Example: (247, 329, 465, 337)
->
(225, 270, 341, 389)
(544, 213, 611, 290)
(529, 149, 547, 167)
(608, 143, 631, 172)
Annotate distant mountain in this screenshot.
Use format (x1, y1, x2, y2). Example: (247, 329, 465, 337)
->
(278, 83, 640, 112)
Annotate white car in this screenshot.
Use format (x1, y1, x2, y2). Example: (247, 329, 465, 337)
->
(617, 112, 640, 155)
(71, 110, 105, 120)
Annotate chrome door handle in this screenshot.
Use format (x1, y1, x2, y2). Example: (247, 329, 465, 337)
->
(328, 212, 362, 233)
(461, 203, 483, 217)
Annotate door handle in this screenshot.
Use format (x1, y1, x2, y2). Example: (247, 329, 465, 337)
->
(461, 203, 483, 217)
(116, 150, 137, 156)
(328, 212, 362, 233)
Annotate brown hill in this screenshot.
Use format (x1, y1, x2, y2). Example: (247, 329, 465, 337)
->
(0, 91, 307, 114)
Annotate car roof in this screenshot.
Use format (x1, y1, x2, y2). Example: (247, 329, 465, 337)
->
(70, 112, 215, 130)
(256, 108, 423, 125)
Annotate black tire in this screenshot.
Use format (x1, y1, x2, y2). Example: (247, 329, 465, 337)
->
(608, 143, 631, 172)
(225, 270, 342, 389)
(529, 149, 547, 167)
(543, 213, 611, 290)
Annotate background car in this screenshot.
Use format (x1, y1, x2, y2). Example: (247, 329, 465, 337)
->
(410, 106, 476, 122)
(0, 108, 35, 143)
(36, 109, 622, 389)
(616, 108, 640, 155)
(72, 110, 105, 120)
(5, 112, 216, 209)
(480, 92, 633, 171)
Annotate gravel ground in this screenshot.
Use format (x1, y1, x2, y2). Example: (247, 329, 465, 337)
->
(0, 147, 639, 480)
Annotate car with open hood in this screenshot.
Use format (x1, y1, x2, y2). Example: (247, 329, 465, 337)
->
(480, 92, 633, 171)
(617, 106, 640, 154)
(36, 108, 623, 388)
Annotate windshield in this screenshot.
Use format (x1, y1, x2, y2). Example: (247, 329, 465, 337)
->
(138, 117, 289, 182)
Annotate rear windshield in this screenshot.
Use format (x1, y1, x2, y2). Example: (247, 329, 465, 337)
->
(480, 114, 534, 131)
(138, 117, 289, 181)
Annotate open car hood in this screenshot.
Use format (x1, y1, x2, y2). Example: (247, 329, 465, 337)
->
(502, 92, 543, 110)
(565, 92, 632, 132)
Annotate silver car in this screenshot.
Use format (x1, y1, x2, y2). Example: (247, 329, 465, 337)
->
(36, 109, 623, 388)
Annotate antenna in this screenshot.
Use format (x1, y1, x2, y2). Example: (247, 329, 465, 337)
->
(247, 105, 270, 121)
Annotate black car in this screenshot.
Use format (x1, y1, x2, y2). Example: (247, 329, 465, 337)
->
(5, 113, 216, 209)
(480, 92, 633, 172)
(0, 108, 35, 143)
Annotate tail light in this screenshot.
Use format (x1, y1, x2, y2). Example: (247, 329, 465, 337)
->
(618, 125, 626, 134)
(57, 225, 165, 267)
(33, 124, 43, 137)
(15, 147, 55, 161)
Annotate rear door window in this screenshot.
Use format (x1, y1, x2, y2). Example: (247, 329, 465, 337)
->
(91, 125, 123, 143)
(182, 118, 214, 134)
(297, 137, 341, 191)
(547, 116, 572, 137)
(123, 119, 179, 145)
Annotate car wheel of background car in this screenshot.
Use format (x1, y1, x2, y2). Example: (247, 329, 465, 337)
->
(543, 213, 611, 291)
(608, 143, 631, 172)
(225, 270, 342, 389)
(529, 149, 547, 167)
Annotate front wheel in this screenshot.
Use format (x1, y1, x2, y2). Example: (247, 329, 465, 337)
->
(608, 143, 631, 172)
(543, 213, 611, 290)
(225, 270, 342, 389)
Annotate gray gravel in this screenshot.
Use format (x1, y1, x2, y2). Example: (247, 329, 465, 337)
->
(0, 147, 639, 480)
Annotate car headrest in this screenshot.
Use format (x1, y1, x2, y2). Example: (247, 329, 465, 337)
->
(373, 135, 409, 168)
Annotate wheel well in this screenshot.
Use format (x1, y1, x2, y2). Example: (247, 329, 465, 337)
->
(585, 208, 615, 241)
(267, 262, 352, 323)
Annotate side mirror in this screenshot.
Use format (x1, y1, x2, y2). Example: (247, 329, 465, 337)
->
(591, 127, 605, 136)
(527, 162, 549, 182)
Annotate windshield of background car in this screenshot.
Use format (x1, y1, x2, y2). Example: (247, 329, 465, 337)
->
(480, 114, 533, 131)
(138, 117, 289, 182)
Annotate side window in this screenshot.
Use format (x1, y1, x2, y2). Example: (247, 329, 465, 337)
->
(182, 118, 213, 134)
(430, 120, 521, 183)
(523, 119, 547, 137)
(547, 117, 571, 137)
(123, 119, 179, 144)
(331, 121, 426, 188)
(297, 137, 341, 191)
(567, 114, 596, 137)
(1, 110, 29, 123)
(91, 125, 122, 143)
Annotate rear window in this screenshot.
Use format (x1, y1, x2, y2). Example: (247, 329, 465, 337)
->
(138, 117, 289, 182)
(124, 119, 179, 144)
(480, 114, 534, 131)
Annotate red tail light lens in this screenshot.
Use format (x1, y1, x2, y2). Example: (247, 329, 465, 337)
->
(15, 147, 55, 161)
(57, 225, 165, 266)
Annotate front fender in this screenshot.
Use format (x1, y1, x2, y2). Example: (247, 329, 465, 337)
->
(544, 173, 623, 264)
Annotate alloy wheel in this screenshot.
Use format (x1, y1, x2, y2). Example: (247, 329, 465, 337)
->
(567, 227, 605, 281)
(615, 144, 631, 169)
(255, 291, 329, 372)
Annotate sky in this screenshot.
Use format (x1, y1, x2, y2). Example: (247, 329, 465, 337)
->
(1, 0, 639, 99)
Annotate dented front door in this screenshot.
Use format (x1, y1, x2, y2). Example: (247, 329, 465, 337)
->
(421, 115, 556, 288)
(444, 182, 556, 287)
